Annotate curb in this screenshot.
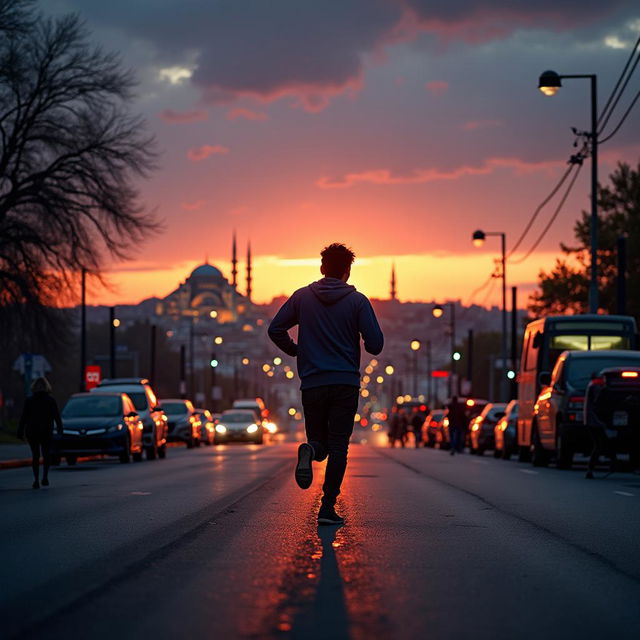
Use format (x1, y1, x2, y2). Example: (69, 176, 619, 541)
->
(0, 441, 188, 470)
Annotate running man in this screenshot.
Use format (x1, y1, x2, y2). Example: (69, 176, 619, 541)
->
(268, 243, 384, 525)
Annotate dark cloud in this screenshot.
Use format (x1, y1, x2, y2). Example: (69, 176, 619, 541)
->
(64, 0, 637, 109)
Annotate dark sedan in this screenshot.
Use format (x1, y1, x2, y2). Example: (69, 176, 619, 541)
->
(52, 392, 144, 465)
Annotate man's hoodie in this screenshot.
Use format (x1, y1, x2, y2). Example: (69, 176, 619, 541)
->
(268, 277, 384, 390)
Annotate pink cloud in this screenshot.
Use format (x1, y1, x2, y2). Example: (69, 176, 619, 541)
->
(186, 145, 230, 162)
(316, 156, 565, 189)
(180, 200, 205, 211)
(226, 107, 268, 121)
(159, 109, 209, 124)
(462, 119, 502, 131)
(426, 80, 449, 96)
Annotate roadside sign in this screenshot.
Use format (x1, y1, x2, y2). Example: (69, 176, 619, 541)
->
(85, 365, 101, 390)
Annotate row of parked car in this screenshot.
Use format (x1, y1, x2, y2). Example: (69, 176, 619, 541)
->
(51, 378, 275, 466)
(421, 347, 640, 469)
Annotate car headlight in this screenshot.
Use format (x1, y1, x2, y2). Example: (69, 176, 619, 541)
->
(246, 424, 259, 434)
(216, 424, 227, 434)
(265, 422, 277, 434)
(107, 424, 124, 433)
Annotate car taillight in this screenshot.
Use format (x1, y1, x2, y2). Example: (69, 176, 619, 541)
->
(621, 371, 639, 378)
(590, 377, 604, 386)
(568, 396, 584, 409)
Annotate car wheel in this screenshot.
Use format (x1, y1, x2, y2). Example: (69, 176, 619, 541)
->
(66, 455, 77, 466)
(146, 442, 158, 460)
(531, 424, 549, 467)
(556, 432, 573, 470)
(186, 437, 194, 449)
(133, 449, 143, 462)
(493, 448, 502, 459)
(119, 438, 131, 464)
(194, 437, 201, 448)
(255, 436, 264, 445)
(158, 444, 167, 459)
(476, 447, 484, 456)
(518, 445, 531, 463)
(502, 447, 511, 461)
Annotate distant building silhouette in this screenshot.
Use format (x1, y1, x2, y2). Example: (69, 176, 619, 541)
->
(231, 231, 238, 288)
(246, 241, 253, 301)
(390, 263, 397, 301)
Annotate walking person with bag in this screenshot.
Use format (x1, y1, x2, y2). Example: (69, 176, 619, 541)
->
(17, 377, 63, 489)
(268, 243, 384, 525)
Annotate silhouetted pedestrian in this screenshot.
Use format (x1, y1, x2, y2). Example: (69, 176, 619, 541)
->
(447, 396, 467, 455)
(268, 243, 384, 525)
(410, 408, 423, 448)
(17, 377, 63, 489)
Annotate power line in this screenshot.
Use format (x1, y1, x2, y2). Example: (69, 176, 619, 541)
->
(599, 86, 640, 144)
(598, 35, 640, 135)
(509, 163, 583, 265)
(464, 272, 494, 307)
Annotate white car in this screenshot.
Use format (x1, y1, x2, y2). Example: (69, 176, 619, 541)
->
(215, 409, 264, 444)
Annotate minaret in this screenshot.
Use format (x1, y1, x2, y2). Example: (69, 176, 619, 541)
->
(246, 241, 253, 301)
(231, 232, 238, 288)
(390, 262, 397, 300)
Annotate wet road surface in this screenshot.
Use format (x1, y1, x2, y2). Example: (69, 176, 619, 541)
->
(1, 440, 640, 639)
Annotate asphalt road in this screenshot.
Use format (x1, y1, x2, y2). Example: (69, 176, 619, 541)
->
(2, 437, 640, 639)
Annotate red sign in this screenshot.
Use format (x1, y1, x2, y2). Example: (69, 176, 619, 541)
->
(431, 370, 450, 378)
(85, 365, 102, 390)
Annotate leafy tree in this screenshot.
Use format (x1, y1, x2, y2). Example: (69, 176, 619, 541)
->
(0, 0, 158, 338)
(529, 161, 640, 318)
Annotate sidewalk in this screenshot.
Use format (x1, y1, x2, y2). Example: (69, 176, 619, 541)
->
(0, 443, 34, 469)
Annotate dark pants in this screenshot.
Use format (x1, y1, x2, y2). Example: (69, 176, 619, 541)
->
(450, 426, 465, 453)
(301, 384, 359, 508)
(27, 437, 51, 481)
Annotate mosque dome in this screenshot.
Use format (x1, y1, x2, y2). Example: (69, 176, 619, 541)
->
(190, 263, 223, 279)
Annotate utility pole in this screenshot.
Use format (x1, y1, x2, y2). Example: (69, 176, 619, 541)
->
(511, 286, 518, 399)
(79, 268, 86, 391)
(150, 324, 157, 387)
(616, 236, 627, 315)
(109, 306, 116, 378)
(467, 329, 474, 398)
(179, 345, 186, 398)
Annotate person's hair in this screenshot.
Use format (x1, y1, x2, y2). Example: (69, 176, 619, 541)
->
(31, 377, 52, 394)
(320, 243, 355, 279)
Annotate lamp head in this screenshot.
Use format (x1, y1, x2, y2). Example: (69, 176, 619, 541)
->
(432, 304, 444, 319)
(472, 229, 486, 248)
(410, 340, 421, 351)
(538, 70, 561, 96)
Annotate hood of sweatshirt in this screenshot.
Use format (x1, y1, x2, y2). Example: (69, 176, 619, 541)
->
(309, 278, 356, 305)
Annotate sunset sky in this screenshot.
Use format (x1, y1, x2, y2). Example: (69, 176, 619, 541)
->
(48, 1, 640, 307)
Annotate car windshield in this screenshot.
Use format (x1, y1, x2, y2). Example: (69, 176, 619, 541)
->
(124, 392, 148, 411)
(63, 396, 121, 418)
(482, 405, 506, 419)
(221, 412, 255, 423)
(566, 356, 640, 389)
(162, 402, 188, 415)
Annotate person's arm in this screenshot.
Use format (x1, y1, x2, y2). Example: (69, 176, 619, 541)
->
(268, 295, 299, 357)
(358, 297, 384, 355)
(51, 397, 63, 435)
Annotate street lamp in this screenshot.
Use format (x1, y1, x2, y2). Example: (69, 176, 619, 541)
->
(472, 229, 508, 401)
(410, 339, 420, 397)
(538, 69, 598, 313)
(432, 303, 456, 397)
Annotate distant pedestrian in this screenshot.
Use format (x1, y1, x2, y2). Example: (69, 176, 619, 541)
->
(397, 409, 409, 447)
(411, 408, 423, 448)
(446, 396, 468, 455)
(17, 377, 63, 489)
(268, 243, 384, 525)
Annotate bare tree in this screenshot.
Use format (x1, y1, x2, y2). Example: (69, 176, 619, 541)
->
(0, 1, 159, 333)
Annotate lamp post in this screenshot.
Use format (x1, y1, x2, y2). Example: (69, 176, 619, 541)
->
(410, 340, 421, 397)
(432, 303, 456, 397)
(538, 69, 598, 313)
(472, 229, 508, 401)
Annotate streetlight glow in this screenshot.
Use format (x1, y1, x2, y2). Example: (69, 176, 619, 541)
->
(209, 310, 218, 319)
(214, 336, 223, 345)
(385, 365, 394, 375)
(273, 356, 282, 365)
(432, 305, 444, 319)
(242, 357, 250, 365)
(112, 318, 121, 328)
(410, 340, 421, 351)
(472, 229, 486, 248)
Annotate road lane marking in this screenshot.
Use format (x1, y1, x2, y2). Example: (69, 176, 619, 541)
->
(614, 491, 635, 497)
(519, 469, 539, 475)
(129, 491, 151, 495)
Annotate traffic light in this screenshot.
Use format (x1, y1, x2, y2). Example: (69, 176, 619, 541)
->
(210, 352, 218, 368)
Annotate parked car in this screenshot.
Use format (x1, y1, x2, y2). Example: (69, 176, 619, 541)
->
(532, 349, 640, 469)
(469, 403, 507, 454)
(214, 409, 264, 444)
(494, 400, 519, 460)
(196, 408, 216, 445)
(422, 409, 446, 448)
(584, 366, 640, 470)
(52, 392, 144, 465)
(93, 378, 168, 460)
(162, 398, 201, 448)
